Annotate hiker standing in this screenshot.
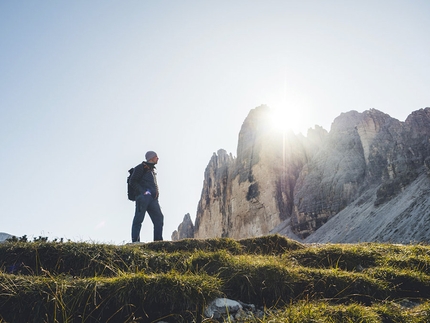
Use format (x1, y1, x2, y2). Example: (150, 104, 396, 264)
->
(130, 151, 164, 242)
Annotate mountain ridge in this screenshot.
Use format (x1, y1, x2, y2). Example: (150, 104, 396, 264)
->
(172, 106, 430, 243)
(0, 232, 12, 243)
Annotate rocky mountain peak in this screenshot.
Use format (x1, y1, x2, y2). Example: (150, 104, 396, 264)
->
(171, 213, 194, 241)
(0, 232, 12, 243)
(405, 107, 430, 136)
(173, 106, 430, 244)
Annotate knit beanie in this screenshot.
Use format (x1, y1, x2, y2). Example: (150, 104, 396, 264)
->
(145, 151, 158, 161)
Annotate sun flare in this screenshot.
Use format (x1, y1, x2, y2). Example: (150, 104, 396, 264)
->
(269, 107, 309, 135)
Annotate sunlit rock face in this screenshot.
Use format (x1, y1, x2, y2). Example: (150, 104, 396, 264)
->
(194, 105, 312, 239)
(173, 106, 430, 244)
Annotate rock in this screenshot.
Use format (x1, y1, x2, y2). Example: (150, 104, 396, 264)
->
(294, 107, 430, 241)
(194, 149, 234, 239)
(193, 105, 309, 240)
(171, 213, 194, 241)
(173, 106, 430, 244)
(0, 232, 12, 243)
(204, 298, 242, 319)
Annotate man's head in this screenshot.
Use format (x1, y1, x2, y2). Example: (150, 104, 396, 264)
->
(145, 151, 159, 164)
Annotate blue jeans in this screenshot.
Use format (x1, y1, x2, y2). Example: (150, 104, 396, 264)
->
(131, 194, 164, 242)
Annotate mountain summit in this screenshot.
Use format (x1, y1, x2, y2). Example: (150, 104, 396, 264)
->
(173, 105, 430, 243)
(0, 232, 12, 243)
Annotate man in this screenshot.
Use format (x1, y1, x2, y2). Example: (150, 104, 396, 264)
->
(129, 151, 164, 242)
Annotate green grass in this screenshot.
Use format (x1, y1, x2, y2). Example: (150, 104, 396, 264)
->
(0, 235, 430, 322)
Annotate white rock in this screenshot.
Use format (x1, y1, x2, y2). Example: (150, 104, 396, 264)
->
(204, 298, 243, 319)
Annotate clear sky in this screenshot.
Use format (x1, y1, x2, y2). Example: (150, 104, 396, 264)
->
(1, 1, 429, 244)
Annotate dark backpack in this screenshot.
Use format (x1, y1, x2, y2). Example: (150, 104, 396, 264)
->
(127, 168, 137, 201)
(127, 163, 149, 201)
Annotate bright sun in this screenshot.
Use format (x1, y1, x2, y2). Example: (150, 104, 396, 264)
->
(270, 107, 309, 135)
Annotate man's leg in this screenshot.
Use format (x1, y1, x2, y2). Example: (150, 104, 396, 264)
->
(147, 199, 164, 241)
(131, 195, 151, 242)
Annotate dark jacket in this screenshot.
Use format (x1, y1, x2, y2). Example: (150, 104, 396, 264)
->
(129, 162, 159, 199)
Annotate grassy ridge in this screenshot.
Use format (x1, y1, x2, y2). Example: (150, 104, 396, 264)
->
(0, 235, 430, 322)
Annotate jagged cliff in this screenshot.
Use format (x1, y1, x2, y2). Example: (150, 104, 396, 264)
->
(171, 213, 194, 241)
(192, 106, 311, 239)
(172, 105, 430, 243)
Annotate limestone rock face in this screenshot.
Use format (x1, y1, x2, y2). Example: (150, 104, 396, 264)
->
(292, 108, 430, 239)
(292, 109, 393, 237)
(171, 213, 194, 240)
(194, 105, 311, 239)
(173, 106, 430, 243)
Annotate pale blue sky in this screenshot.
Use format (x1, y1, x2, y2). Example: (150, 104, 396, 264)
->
(1, 1, 429, 243)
